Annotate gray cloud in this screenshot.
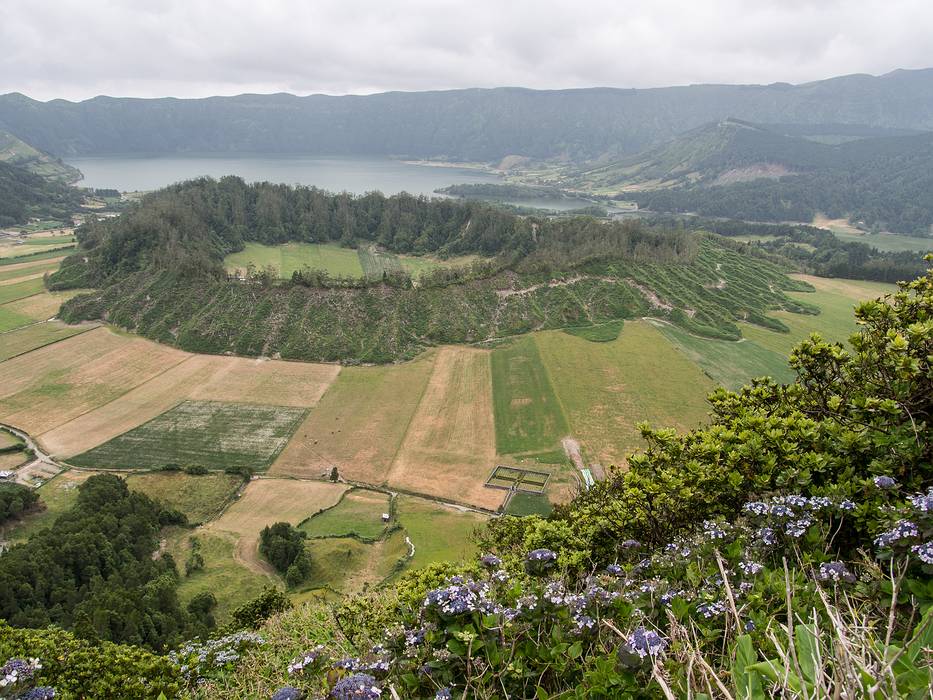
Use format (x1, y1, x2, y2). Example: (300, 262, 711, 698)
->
(2, 0, 932, 101)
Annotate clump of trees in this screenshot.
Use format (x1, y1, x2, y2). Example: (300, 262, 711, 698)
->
(0, 483, 39, 525)
(259, 521, 312, 587)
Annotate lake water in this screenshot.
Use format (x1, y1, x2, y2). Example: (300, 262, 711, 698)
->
(65, 154, 592, 210)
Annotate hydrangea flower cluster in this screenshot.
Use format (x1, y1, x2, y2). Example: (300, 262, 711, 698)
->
(817, 561, 856, 583)
(911, 542, 933, 564)
(424, 581, 497, 617)
(873, 475, 897, 489)
(287, 646, 325, 676)
(696, 601, 727, 618)
(908, 488, 933, 514)
(330, 674, 382, 699)
(169, 631, 265, 683)
(271, 687, 305, 700)
(0, 658, 53, 700)
(625, 627, 668, 658)
(874, 520, 920, 548)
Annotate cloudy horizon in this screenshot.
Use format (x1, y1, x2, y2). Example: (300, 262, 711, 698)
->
(2, 0, 932, 102)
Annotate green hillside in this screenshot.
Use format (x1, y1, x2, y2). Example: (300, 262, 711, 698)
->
(0, 128, 81, 182)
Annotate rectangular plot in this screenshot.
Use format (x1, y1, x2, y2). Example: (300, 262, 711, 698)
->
(0, 278, 44, 305)
(0, 321, 97, 363)
(0, 306, 32, 333)
(0, 327, 188, 434)
(491, 335, 569, 455)
(387, 346, 502, 510)
(69, 400, 309, 471)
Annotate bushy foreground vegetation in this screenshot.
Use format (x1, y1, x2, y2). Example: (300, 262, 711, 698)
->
(3, 264, 931, 698)
(49, 177, 817, 362)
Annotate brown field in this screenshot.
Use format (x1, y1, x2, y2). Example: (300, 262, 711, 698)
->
(0, 321, 98, 363)
(3, 290, 88, 321)
(386, 346, 503, 510)
(0, 327, 188, 434)
(271, 350, 435, 483)
(0, 451, 27, 471)
(205, 478, 347, 575)
(40, 354, 339, 458)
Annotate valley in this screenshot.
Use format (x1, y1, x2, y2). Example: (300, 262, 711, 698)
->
(0, 245, 893, 620)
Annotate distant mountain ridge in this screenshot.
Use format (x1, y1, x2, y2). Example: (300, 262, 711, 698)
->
(2, 68, 933, 162)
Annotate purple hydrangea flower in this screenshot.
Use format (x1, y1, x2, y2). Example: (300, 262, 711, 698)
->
(435, 690, 452, 700)
(696, 601, 727, 618)
(769, 504, 794, 518)
(744, 620, 756, 632)
(808, 496, 832, 510)
(620, 539, 641, 549)
(526, 548, 558, 563)
(605, 564, 623, 576)
(330, 674, 382, 699)
(911, 542, 933, 565)
(785, 495, 809, 508)
(838, 499, 856, 511)
(757, 527, 777, 545)
(873, 476, 897, 489)
(287, 646, 324, 675)
(572, 614, 596, 632)
(908, 489, 933, 514)
(20, 689, 56, 700)
(480, 554, 501, 569)
(272, 688, 306, 700)
(1, 658, 41, 687)
(625, 627, 668, 658)
(874, 520, 920, 548)
(744, 502, 769, 516)
(817, 561, 856, 583)
(739, 561, 764, 576)
(703, 521, 727, 540)
(424, 581, 491, 616)
(785, 518, 813, 538)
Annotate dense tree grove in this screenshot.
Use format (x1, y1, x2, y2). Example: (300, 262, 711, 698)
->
(0, 474, 202, 651)
(259, 522, 312, 587)
(0, 483, 39, 525)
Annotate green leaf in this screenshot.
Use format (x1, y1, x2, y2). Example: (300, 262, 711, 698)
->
(568, 641, 583, 659)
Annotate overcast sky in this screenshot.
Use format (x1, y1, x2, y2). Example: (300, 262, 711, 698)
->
(2, 0, 932, 102)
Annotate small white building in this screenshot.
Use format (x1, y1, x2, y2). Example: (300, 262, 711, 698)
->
(0, 471, 14, 480)
(381, 513, 391, 523)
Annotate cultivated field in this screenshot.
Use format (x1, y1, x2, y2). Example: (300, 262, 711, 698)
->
(41, 353, 339, 458)
(0, 327, 188, 435)
(271, 350, 435, 483)
(3, 289, 88, 321)
(490, 335, 569, 457)
(0, 278, 44, 304)
(386, 346, 502, 510)
(124, 471, 244, 524)
(69, 400, 307, 471)
(536, 321, 715, 467)
(0, 321, 97, 363)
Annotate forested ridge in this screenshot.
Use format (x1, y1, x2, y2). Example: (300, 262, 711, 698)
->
(49, 177, 817, 363)
(4, 68, 933, 161)
(0, 160, 84, 226)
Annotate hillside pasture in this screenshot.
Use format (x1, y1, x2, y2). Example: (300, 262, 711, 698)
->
(741, 275, 896, 357)
(654, 322, 795, 389)
(40, 353, 339, 458)
(536, 321, 715, 467)
(395, 494, 486, 570)
(386, 346, 502, 510)
(224, 242, 364, 278)
(0, 260, 60, 283)
(0, 327, 188, 435)
(271, 350, 435, 483)
(299, 488, 391, 541)
(0, 306, 32, 333)
(124, 471, 244, 524)
(490, 335, 569, 456)
(3, 289, 89, 321)
(68, 400, 307, 471)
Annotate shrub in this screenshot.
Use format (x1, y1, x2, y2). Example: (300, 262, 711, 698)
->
(228, 587, 293, 631)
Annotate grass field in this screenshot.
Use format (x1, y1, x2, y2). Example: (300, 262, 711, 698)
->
(166, 529, 272, 623)
(0, 261, 59, 283)
(654, 322, 795, 389)
(0, 278, 44, 304)
(0, 327, 188, 435)
(490, 335, 569, 456)
(0, 248, 71, 265)
(299, 488, 391, 541)
(0, 321, 97, 363)
(124, 471, 244, 524)
(69, 400, 308, 471)
(811, 216, 933, 253)
(395, 495, 486, 570)
(205, 478, 348, 585)
(271, 350, 435, 483)
(224, 242, 365, 278)
(386, 346, 502, 510)
(505, 492, 554, 516)
(2, 288, 85, 321)
(740, 275, 896, 357)
(20, 235, 75, 247)
(301, 531, 409, 593)
(536, 321, 715, 467)
(0, 306, 32, 332)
